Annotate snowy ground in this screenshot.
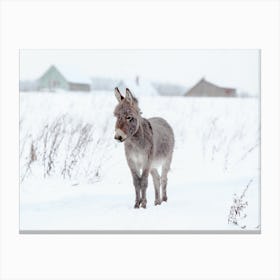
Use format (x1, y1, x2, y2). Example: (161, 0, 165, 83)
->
(20, 91, 260, 231)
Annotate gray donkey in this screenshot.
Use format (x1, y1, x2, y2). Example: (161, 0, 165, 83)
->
(113, 87, 174, 208)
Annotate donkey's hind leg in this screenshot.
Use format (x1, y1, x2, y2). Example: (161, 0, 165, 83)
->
(161, 158, 171, 202)
(150, 168, 161, 205)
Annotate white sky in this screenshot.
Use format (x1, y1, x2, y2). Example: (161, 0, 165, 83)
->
(20, 49, 260, 95)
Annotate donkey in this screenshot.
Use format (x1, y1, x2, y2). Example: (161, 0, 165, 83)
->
(113, 87, 174, 208)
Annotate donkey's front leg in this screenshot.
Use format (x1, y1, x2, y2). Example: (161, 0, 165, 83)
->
(140, 169, 149, 208)
(127, 158, 142, 208)
(132, 173, 141, 208)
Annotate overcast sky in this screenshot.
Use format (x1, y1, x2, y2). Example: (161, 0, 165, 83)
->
(20, 49, 260, 95)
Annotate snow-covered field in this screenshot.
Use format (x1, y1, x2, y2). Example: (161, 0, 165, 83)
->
(20, 91, 260, 231)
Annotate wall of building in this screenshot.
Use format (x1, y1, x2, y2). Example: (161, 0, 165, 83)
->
(38, 67, 69, 91)
(68, 82, 90, 92)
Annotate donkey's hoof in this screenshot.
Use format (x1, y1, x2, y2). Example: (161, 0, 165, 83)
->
(154, 199, 161, 206)
(140, 199, 147, 208)
(134, 198, 142, 208)
(140, 200, 147, 209)
(162, 196, 168, 202)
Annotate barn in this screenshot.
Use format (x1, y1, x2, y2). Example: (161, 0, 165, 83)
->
(185, 78, 236, 97)
(37, 65, 91, 92)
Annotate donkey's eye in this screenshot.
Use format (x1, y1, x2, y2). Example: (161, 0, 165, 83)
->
(126, 116, 133, 122)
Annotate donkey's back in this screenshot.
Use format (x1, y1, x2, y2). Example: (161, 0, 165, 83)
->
(149, 117, 174, 167)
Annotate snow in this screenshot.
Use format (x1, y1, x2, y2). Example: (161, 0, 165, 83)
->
(20, 91, 260, 231)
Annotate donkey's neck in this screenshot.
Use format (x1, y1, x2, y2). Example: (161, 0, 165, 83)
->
(135, 117, 144, 138)
(127, 117, 153, 148)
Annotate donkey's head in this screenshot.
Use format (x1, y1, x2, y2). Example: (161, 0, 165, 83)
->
(113, 87, 141, 142)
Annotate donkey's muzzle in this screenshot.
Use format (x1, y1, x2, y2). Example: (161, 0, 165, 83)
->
(114, 128, 127, 142)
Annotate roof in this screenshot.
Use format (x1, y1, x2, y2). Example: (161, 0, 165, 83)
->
(199, 78, 235, 90)
(38, 65, 91, 84)
(185, 78, 236, 95)
(153, 82, 188, 96)
(117, 78, 159, 96)
(91, 77, 118, 91)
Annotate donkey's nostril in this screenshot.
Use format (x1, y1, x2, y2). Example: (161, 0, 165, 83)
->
(114, 135, 123, 142)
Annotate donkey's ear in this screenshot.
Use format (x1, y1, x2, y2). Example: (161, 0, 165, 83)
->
(125, 88, 134, 104)
(114, 87, 124, 103)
